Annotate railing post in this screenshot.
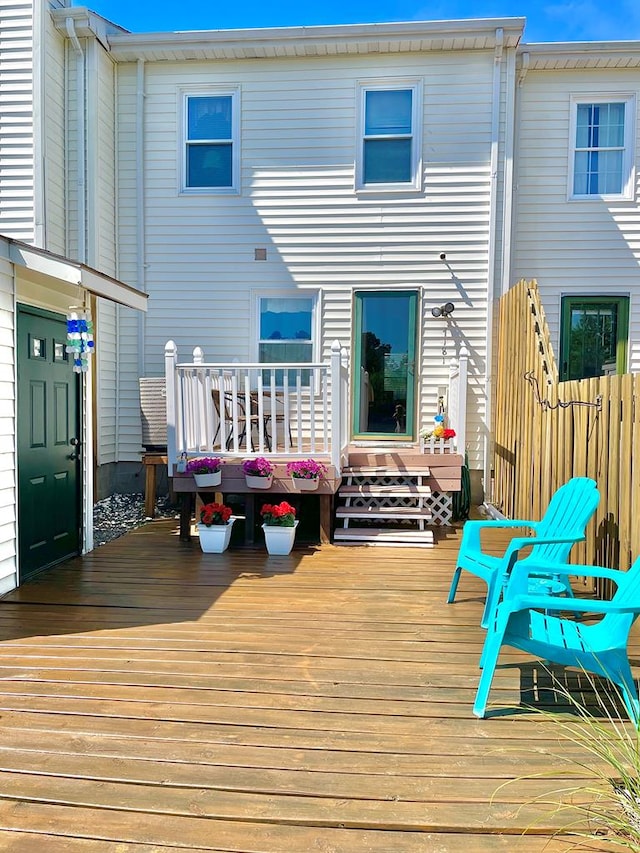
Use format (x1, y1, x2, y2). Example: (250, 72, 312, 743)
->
(193, 347, 207, 452)
(452, 345, 469, 454)
(330, 340, 342, 472)
(340, 346, 349, 469)
(165, 340, 178, 469)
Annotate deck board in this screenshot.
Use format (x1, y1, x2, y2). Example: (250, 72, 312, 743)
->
(0, 520, 630, 851)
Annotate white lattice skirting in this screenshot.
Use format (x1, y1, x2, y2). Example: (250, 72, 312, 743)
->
(347, 475, 453, 526)
(428, 492, 453, 526)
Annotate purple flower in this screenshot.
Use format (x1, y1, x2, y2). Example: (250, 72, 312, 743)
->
(185, 456, 223, 475)
(286, 459, 328, 480)
(242, 457, 275, 477)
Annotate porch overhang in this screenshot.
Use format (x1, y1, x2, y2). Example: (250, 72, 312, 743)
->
(3, 237, 147, 312)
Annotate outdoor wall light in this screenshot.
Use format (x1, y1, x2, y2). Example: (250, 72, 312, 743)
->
(431, 302, 455, 318)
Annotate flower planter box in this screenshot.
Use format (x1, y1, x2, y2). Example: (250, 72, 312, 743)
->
(262, 521, 299, 555)
(196, 518, 235, 553)
(193, 470, 222, 488)
(291, 477, 319, 491)
(245, 474, 273, 489)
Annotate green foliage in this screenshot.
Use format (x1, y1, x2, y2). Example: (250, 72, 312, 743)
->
(498, 670, 640, 850)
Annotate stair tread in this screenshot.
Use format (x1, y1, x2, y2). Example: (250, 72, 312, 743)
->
(343, 467, 431, 477)
(334, 528, 435, 541)
(339, 484, 432, 496)
(334, 541, 435, 548)
(336, 506, 432, 519)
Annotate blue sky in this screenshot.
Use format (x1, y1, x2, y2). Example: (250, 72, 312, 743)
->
(76, 0, 639, 44)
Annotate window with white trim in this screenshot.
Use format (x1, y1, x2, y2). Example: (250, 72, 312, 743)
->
(569, 96, 635, 199)
(182, 91, 239, 192)
(258, 295, 317, 386)
(356, 81, 422, 190)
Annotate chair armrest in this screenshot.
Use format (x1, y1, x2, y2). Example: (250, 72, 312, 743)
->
(512, 560, 621, 583)
(503, 535, 585, 572)
(507, 592, 636, 616)
(505, 559, 622, 600)
(460, 519, 538, 553)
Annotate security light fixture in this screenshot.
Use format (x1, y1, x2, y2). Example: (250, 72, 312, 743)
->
(431, 302, 455, 318)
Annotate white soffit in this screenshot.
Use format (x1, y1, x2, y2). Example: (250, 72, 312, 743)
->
(521, 41, 640, 70)
(91, 17, 525, 62)
(3, 238, 147, 312)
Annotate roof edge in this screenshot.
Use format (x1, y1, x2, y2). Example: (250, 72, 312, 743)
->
(100, 16, 525, 55)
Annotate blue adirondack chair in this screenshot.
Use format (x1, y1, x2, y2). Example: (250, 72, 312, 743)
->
(474, 555, 640, 726)
(447, 477, 600, 628)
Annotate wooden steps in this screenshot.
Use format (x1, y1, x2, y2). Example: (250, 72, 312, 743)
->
(336, 506, 432, 520)
(339, 484, 432, 497)
(335, 462, 435, 548)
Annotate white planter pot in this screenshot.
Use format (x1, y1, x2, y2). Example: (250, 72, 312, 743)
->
(245, 474, 273, 489)
(262, 520, 299, 555)
(291, 477, 319, 491)
(193, 470, 222, 488)
(197, 518, 234, 553)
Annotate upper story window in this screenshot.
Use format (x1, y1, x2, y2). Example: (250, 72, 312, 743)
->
(182, 91, 239, 193)
(356, 81, 422, 191)
(569, 96, 635, 200)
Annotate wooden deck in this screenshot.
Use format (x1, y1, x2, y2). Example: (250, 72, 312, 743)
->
(0, 521, 630, 851)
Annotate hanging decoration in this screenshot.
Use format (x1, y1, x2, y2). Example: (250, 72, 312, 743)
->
(66, 307, 95, 373)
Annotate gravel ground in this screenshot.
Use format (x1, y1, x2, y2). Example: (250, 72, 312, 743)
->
(93, 493, 178, 547)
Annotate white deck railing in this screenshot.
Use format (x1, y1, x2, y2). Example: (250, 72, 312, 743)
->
(447, 346, 469, 454)
(165, 340, 350, 473)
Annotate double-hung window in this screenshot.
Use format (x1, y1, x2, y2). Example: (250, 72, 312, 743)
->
(258, 295, 317, 387)
(559, 296, 629, 381)
(569, 96, 635, 199)
(182, 90, 239, 192)
(357, 81, 422, 190)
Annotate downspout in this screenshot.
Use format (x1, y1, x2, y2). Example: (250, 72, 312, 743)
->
(66, 18, 93, 553)
(507, 52, 530, 297)
(483, 27, 504, 501)
(66, 17, 86, 263)
(136, 59, 146, 377)
(500, 47, 517, 298)
(114, 67, 121, 459)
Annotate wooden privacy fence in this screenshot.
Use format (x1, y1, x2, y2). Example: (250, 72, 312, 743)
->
(493, 280, 640, 574)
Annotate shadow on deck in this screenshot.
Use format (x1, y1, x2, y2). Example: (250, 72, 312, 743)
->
(0, 521, 629, 851)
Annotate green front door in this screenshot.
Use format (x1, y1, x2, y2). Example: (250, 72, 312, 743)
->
(352, 291, 418, 440)
(17, 306, 81, 580)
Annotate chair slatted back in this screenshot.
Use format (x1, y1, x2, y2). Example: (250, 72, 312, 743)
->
(524, 478, 600, 564)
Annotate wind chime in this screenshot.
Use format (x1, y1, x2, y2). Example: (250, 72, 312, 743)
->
(66, 306, 95, 373)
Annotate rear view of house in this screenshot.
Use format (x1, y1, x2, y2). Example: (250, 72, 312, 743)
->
(2, 1, 640, 582)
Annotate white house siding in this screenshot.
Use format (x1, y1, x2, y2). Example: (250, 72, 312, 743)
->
(0, 254, 16, 592)
(113, 63, 144, 461)
(114, 49, 503, 470)
(42, 2, 66, 255)
(90, 41, 119, 465)
(511, 66, 640, 373)
(0, 0, 34, 241)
